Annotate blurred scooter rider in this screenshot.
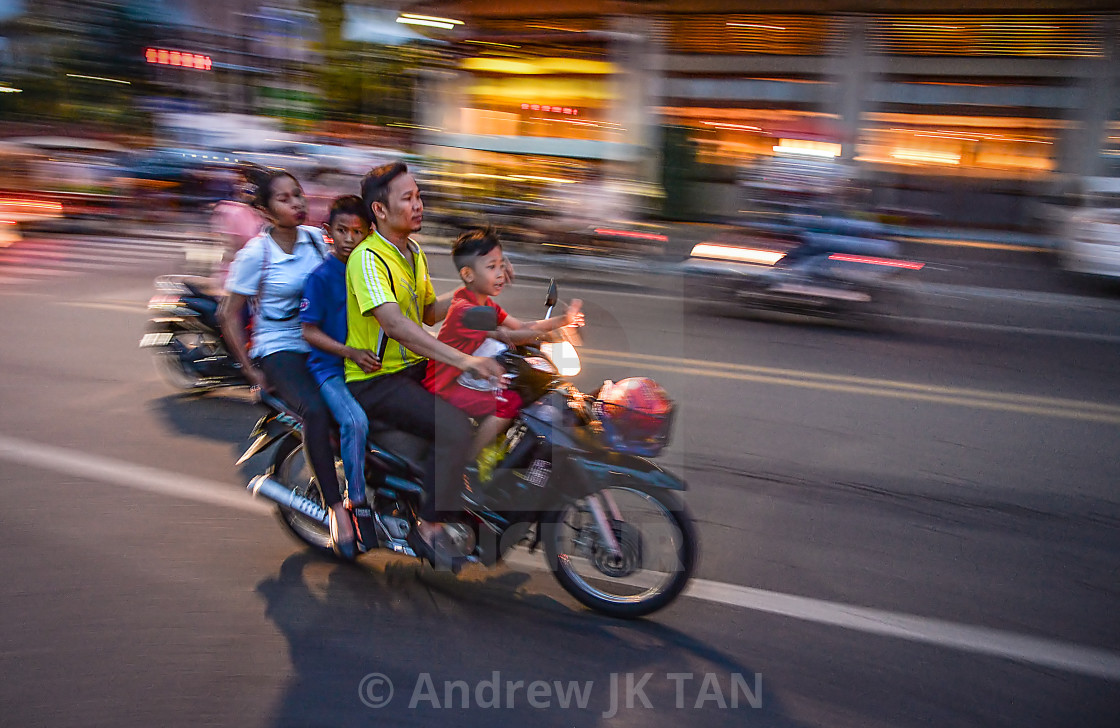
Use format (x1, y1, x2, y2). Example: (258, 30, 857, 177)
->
(344, 161, 505, 569)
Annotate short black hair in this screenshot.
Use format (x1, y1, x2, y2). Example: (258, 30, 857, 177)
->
(360, 161, 408, 216)
(328, 195, 371, 226)
(452, 226, 502, 272)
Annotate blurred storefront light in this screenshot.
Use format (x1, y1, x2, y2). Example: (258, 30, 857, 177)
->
(399, 13, 463, 27)
(397, 17, 456, 31)
(462, 57, 615, 75)
(773, 140, 841, 158)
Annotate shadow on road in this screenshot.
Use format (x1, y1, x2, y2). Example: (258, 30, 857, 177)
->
(256, 550, 812, 727)
(149, 390, 262, 451)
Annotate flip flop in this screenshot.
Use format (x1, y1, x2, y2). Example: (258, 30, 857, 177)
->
(328, 507, 357, 561)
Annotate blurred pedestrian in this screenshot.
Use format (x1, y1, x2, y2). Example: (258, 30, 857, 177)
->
(211, 164, 267, 285)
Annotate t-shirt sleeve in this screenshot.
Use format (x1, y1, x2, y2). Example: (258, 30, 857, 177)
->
(418, 250, 437, 308)
(493, 300, 508, 326)
(437, 299, 466, 344)
(225, 236, 266, 297)
(299, 267, 326, 326)
(349, 247, 395, 314)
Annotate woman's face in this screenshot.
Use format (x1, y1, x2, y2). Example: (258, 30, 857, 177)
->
(263, 174, 307, 228)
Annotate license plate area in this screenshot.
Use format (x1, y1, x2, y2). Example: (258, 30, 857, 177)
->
(140, 332, 175, 347)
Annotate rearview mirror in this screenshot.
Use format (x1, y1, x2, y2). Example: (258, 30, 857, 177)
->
(461, 305, 498, 332)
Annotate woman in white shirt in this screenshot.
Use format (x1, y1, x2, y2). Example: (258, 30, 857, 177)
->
(218, 169, 357, 559)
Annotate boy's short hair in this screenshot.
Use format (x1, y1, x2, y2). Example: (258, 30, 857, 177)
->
(361, 161, 408, 215)
(452, 226, 502, 273)
(328, 195, 371, 227)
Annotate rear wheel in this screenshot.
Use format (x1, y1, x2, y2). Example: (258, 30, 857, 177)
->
(271, 436, 345, 556)
(543, 485, 697, 619)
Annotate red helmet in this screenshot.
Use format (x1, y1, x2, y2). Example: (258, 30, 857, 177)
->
(594, 377, 674, 456)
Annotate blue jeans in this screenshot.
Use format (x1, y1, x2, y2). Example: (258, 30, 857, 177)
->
(319, 374, 369, 503)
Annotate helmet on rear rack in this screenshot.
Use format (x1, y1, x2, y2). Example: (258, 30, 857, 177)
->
(593, 377, 674, 456)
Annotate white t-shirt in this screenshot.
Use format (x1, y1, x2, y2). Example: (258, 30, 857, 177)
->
(226, 225, 329, 359)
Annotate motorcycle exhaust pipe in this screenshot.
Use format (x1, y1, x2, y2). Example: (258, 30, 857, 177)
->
(247, 475, 329, 526)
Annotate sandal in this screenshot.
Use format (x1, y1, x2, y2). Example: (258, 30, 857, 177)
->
(345, 498, 378, 553)
(328, 506, 357, 561)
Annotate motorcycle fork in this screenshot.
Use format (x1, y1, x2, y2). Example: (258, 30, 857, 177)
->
(586, 493, 623, 559)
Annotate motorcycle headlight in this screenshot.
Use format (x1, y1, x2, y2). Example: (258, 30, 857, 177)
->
(540, 341, 581, 376)
(524, 355, 558, 374)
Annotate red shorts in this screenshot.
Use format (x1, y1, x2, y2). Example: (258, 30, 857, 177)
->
(443, 384, 523, 420)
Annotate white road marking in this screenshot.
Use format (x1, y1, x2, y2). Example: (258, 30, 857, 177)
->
(0, 433, 270, 516)
(1, 432, 1117, 680)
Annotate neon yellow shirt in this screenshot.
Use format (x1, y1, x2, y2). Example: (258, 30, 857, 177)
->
(345, 230, 437, 382)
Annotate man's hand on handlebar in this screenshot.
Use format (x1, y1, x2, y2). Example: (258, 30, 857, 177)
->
(563, 299, 584, 328)
(464, 355, 505, 383)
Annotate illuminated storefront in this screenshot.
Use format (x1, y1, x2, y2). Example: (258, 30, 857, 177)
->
(410, 4, 1118, 224)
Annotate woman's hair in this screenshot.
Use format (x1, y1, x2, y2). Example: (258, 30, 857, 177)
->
(360, 161, 408, 215)
(328, 195, 371, 226)
(452, 225, 502, 272)
(251, 168, 298, 211)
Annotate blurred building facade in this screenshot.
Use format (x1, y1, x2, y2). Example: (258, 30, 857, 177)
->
(3, 1, 1119, 227)
(406, 0, 1120, 227)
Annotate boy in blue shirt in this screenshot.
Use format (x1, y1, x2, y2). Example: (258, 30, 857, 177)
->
(300, 195, 380, 554)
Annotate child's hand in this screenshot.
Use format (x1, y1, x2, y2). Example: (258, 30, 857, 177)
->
(348, 348, 382, 374)
(563, 299, 585, 328)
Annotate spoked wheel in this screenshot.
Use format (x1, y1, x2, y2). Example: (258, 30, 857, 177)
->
(543, 485, 697, 619)
(271, 437, 345, 557)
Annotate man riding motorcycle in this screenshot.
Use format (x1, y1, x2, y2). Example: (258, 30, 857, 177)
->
(343, 161, 505, 569)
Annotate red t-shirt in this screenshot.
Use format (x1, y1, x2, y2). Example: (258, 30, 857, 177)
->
(424, 289, 508, 399)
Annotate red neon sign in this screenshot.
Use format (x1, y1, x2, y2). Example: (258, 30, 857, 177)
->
(521, 103, 579, 116)
(145, 48, 212, 71)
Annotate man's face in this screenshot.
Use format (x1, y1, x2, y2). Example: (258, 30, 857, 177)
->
(325, 213, 369, 263)
(375, 172, 423, 236)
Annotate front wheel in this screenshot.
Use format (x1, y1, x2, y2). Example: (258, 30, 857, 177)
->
(542, 485, 698, 618)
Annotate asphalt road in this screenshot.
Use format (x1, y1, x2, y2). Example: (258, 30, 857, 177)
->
(0, 251, 1118, 727)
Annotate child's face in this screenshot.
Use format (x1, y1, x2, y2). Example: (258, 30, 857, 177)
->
(462, 246, 506, 297)
(326, 214, 370, 263)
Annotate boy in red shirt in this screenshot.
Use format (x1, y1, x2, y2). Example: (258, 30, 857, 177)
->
(424, 227, 583, 460)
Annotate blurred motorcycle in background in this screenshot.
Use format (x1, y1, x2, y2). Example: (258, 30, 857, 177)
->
(684, 215, 925, 327)
(140, 274, 246, 391)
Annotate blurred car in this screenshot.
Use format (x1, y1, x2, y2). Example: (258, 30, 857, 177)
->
(1059, 176, 1120, 281)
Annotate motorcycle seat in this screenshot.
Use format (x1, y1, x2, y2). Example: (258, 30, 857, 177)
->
(367, 428, 428, 480)
(261, 391, 428, 480)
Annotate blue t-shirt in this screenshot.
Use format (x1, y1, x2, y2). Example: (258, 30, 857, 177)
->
(300, 254, 348, 386)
